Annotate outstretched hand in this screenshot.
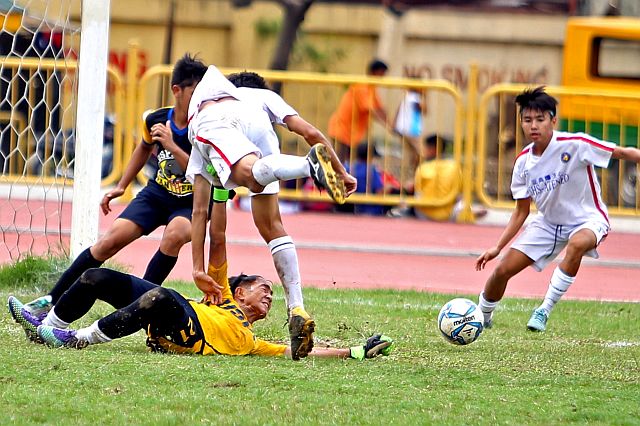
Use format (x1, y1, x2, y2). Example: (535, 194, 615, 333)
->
(100, 187, 125, 215)
(475, 247, 500, 271)
(193, 271, 223, 305)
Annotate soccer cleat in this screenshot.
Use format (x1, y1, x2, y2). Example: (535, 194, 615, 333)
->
(37, 325, 88, 349)
(482, 311, 494, 329)
(8, 296, 43, 343)
(288, 306, 315, 361)
(307, 144, 346, 204)
(23, 295, 53, 319)
(527, 308, 548, 332)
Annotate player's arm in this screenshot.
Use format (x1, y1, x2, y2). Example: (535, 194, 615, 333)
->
(251, 334, 394, 360)
(283, 115, 357, 196)
(612, 145, 640, 163)
(100, 126, 154, 215)
(285, 334, 393, 359)
(475, 197, 530, 271)
(192, 174, 222, 304)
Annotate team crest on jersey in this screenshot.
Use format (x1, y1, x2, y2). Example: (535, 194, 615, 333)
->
(560, 152, 571, 163)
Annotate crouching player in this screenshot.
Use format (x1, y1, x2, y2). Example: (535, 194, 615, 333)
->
(475, 86, 640, 332)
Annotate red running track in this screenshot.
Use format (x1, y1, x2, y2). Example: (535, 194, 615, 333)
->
(1, 201, 639, 302)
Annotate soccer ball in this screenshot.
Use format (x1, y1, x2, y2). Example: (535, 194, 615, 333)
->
(437, 298, 484, 345)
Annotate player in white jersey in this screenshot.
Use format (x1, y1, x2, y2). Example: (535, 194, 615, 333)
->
(186, 66, 356, 359)
(475, 86, 640, 332)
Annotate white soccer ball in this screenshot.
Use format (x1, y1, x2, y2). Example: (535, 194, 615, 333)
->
(437, 298, 484, 345)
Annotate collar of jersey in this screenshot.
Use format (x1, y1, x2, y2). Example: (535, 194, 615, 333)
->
(168, 108, 188, 136)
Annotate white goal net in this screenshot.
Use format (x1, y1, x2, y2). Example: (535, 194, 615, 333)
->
(0, 0, 109, 264)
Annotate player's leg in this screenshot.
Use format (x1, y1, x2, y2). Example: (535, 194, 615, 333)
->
(529, 227, 599, 332)
(37, 287, 200, 350)
(11, 269, 156, 342)
(143, 214, 191, 284)
(479, 248, 533, 328)
(26, 217, 143, 316)
(43, 269, 158, 329)
(251, 193, 314, 360)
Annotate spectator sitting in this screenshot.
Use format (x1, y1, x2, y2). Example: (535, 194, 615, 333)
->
(413, 134, 463, 221)
(345, 142, 388, 216)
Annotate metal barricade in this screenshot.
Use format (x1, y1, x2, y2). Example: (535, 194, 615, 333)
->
(0, 56, 125, 186)
(134, 64, 466, 215)
(476, 84, 640, 216)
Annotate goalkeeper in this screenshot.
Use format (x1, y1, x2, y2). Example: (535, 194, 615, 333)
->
(9, 196, 393, 360)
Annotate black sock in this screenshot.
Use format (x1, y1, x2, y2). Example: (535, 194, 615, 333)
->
(49, 248, 103, 304)
(142, 250, 178, 284)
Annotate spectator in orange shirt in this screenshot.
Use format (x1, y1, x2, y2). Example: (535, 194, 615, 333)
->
(328, 59, 392, 163)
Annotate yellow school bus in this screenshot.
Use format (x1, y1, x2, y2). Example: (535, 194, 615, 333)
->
(560, 17, 640, 147)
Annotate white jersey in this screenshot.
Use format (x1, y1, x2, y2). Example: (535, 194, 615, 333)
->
(394, 91, 422, 138)
(235, 87, 298, 127)
(188, 65, 240, 122)
(511, 130, 615, 226)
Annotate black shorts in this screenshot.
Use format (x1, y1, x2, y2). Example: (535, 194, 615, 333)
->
(143, 287, 206, 353)
(119, 181, 193, 235)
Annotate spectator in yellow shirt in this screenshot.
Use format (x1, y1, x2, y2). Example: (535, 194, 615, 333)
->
(413, 135, 463, 221)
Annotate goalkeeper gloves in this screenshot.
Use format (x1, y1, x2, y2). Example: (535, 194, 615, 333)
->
(349, 334, 394, 360)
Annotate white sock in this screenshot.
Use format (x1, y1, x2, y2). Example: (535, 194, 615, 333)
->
(42, 308, 70, 329)
(252, 154, 310, 186)
(539, 267, 575, 315)
(75, 320, 112, 345)
(478, 292, 498, 324)
(268, 236, 304, 311)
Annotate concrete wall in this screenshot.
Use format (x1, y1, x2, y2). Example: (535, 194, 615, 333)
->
(106, 1, 568, 91)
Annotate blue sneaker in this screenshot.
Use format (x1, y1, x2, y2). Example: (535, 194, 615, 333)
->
(37, 325, 88, 349)
(8, 296, 43, 342)
(527, 308, 548, 332)
(23, 295, 53, 319)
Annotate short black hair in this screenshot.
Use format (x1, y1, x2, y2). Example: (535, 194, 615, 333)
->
(171, 53, 207, 88)
(229, 274, 264, 295)
(368, 59, 388, 74)
(227, 71, 270, 90)
(356, 142, 380, 161)
(423, 134, 451, 156)
(515, 86, 558, 118)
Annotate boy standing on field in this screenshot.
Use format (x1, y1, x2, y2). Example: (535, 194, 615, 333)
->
(475, 86, 640, 332)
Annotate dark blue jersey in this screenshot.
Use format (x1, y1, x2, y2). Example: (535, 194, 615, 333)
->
(142, 107, 192, 197)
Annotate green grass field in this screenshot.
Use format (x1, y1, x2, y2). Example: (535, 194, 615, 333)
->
(1, 258, 639, 425)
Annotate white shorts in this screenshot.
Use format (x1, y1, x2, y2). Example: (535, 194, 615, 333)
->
(187, 100, 280, 191)
(511, 215, 609, 272)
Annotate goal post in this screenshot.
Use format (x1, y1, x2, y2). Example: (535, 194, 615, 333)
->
(70, 0, 111, 258)
(0, 0, 112, 264)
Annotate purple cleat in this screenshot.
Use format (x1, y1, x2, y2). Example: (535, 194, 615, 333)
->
(8, 296, 44, 343)
(37, 325, 88, 349)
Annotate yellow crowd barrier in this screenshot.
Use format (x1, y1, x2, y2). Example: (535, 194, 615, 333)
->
(0, 56, 124, 186)
(3, 53, 639, 221)
(133, 64, 468, 217)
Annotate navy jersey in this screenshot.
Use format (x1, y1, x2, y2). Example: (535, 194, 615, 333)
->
(142, 107, 193, 197)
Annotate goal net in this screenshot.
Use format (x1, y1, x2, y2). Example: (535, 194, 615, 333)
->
(0, 0, 109, 264)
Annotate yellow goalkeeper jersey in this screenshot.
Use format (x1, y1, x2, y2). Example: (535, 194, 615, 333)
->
(158, 261, 286, 357)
